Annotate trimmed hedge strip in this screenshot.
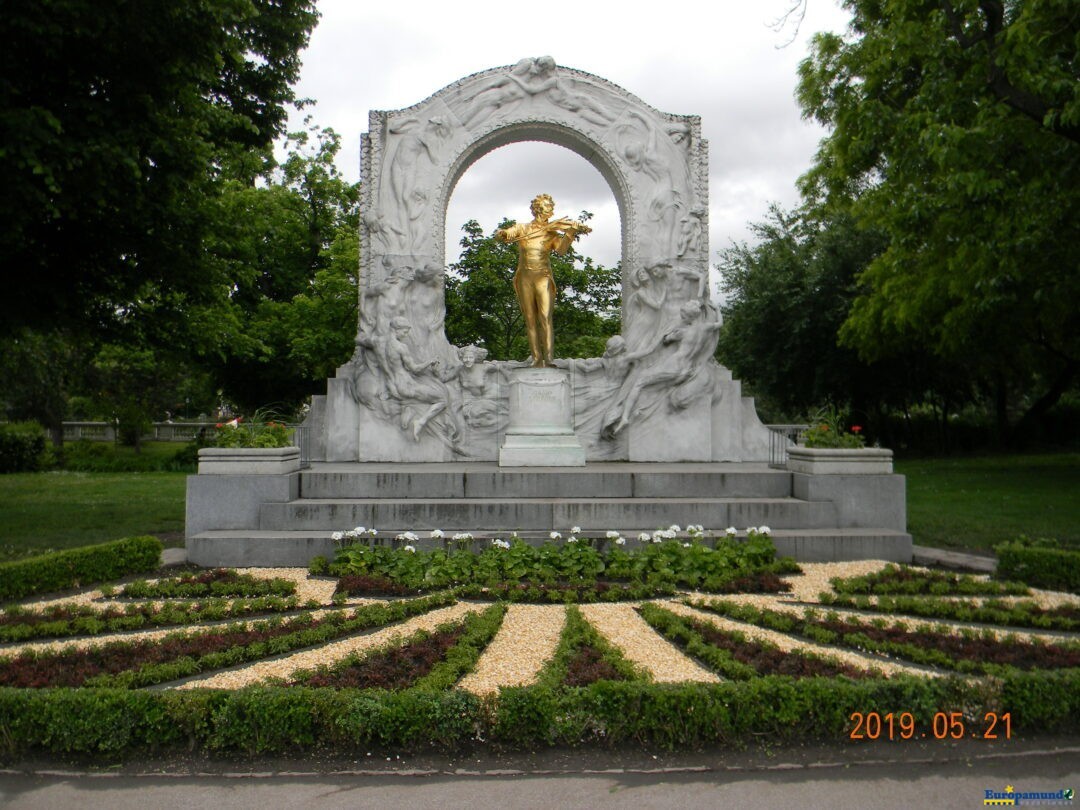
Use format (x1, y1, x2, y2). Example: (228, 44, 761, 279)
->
(1, 671, 1077, 756)
(534, 605, 645, 689)
(0, 536, 163, 602)
(996, 542, 1080, 594)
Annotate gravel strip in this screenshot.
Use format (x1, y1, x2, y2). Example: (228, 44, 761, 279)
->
(174, 602, 480, 690)
(458, 604, 565, 696)
(235, 568, 337, 604)
(783, 560, 894, 602)
(660, 601, 940, 678)
(578, 603, 719, 684)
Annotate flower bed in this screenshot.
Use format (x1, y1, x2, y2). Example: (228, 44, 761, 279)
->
(640, 604, 875, 680)
(0, 596, 302, 643)
(691, 599, 1080, 675)
(829, 563, 1028, 596)
(1, 547, 1078, 757)
(816, 593, 1080, 631)
(121, 569, 297, 599)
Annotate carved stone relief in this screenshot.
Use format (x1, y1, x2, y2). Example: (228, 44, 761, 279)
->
(318, 58, 774, 463)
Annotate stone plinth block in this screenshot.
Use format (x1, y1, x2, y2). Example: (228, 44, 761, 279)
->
(500, 368, 585, 466)
(786, 447, 893, 475)
(198, 447, 300, 475)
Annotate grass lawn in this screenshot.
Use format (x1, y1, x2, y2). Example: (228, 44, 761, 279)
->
(0, 451, 1075, 561)
(897, 452, 1080, 554)
(0, 470, 188, 561)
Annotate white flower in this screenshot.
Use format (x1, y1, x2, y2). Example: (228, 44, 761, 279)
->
(396, 531, 418, 543)
(453, 532, 473, 541)
(652, 537, 663, 544)
(353, 526, 366, 535)
(758, 525, 771, 535)
(370, 529, 378, 536)
(567, 536, 578, 543)
(669, 524, 681, 533)
(570, 526, 582, 535)
(682, 542, 690, 548)
(491, 538, 510, 549)
(606, 530, 620, 539)
(430, 529, 444, 539)
(638, 532, 651, 543)
(550, 531, 561, 540)
(403, 545, 416, 553)
(331, 531, 344, 541)
(615, 536, 626, 546)
(725, 526, 737, 537)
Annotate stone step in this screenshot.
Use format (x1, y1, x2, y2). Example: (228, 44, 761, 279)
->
(299, 462, 792, 500)
(259, 497, 837, 533)
(187, 527, 911, 568)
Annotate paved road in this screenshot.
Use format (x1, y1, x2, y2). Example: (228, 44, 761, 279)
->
(3, 740, 1077, 810)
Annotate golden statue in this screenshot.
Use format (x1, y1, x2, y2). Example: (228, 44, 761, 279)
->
(495, 193, 592, 367)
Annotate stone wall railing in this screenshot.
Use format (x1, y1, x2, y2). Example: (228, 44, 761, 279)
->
(766, 424, 808, 469)
(60, 422, 220, 443)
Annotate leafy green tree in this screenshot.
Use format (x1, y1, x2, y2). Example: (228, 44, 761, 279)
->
(716, 205, 962, 432)
(445, 218, 621, 360)
(200, 123, 360, 413)
(797, 0, 1079, 439)
(0, 331, 88, 447)
(0, 0, 319, 339)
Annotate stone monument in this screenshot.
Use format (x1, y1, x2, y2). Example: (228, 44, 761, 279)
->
(306, 56, 776, 464)
(187, 57, 912, 568)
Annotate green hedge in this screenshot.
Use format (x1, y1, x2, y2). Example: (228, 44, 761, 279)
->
(0, 421, 47, 473)
(0, 536, 163, 602)
(1, 671, 1077, 757)
(996, 539, 1080, 594)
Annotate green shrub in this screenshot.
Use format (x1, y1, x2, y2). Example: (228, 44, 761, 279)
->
(0, 421, 47, 473)
(0, 536, 162, 602)
(61, 441, 196, 473)
(0, 669, 1075, 756)
(996, 538, 1080, 594)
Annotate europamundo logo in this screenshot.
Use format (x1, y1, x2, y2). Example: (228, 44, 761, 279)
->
(983, 785, 1074, 806)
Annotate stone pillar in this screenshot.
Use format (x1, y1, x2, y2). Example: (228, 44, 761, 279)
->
(499, 368, 585, 466)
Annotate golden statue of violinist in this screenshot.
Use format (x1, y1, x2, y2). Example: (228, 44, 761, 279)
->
(495, 193, 592, 367)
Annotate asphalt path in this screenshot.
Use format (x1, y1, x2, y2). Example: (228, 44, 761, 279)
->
(2, 738, 1078, 809)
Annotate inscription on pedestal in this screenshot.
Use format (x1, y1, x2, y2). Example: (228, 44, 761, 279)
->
(500, 367, 585, 466)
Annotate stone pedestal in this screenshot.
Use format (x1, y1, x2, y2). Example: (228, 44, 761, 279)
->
(499, 368, 585, 466)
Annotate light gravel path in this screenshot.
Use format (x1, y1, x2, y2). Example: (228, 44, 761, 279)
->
(579, 602, 719, 684)
(173, 602, 480, 690)
(661, 601, 941, 678)
(458, 604, 565, 696)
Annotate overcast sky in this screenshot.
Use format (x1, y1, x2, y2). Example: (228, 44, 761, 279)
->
(285, 0, 851, 279)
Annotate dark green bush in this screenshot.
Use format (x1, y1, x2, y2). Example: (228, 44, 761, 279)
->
(0, 421, 47, 473)
(61, 441, 196, 472)
(1, 669, 1074, 757)
(996, 538, 1080, 594)
(0, 536, 162, 602)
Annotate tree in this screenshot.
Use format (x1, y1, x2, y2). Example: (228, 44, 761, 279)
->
(200, 123, 360, 413)
(0, 0, 319, 339)
(445, 218, 621, 361)
(797, 0, 1079, 439)
(716, 205, 961, 431)
(0, 330, 88, 447)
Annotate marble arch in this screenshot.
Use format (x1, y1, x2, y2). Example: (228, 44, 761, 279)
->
(311, 57, 773, 463)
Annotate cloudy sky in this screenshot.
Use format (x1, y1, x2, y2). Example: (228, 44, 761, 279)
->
(285, 0, 851, 278)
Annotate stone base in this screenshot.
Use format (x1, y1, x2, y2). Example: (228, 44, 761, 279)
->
(197, 447, 300, 475)
(787, 447, 894, 475)
(498, 367, 586, 467)
(498, 434, 586, 467)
